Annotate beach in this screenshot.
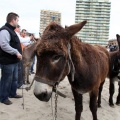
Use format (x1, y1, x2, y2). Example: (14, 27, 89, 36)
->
(0, 70, 120, 120)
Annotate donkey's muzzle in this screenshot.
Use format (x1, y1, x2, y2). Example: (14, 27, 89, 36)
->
(34, 91, 52, 102)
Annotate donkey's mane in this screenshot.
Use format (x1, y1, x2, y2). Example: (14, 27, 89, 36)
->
(41, 22, 69, 40)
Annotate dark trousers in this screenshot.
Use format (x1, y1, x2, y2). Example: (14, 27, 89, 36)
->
(0, 63, 18, 102)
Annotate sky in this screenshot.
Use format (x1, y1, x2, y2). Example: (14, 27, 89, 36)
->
(0, 0, 119, 39)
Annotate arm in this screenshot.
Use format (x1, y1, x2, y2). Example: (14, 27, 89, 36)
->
(0, 30, 19, 55)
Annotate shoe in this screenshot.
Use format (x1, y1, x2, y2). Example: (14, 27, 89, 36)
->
(31, 71, 35, 74)
(10, 94, 23, 98)
(2, 99, 12, 105)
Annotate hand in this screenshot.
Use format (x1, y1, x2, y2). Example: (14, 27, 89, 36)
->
(16, 53, 22, 60)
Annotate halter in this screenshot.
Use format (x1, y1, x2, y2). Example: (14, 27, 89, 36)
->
(34, 76, 58, 86)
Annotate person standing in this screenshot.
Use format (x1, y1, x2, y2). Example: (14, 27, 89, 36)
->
(15, 25, 33, 87)
(20, 30, 36, 75)
(0, 12, 22, 105)
(20, 29, 27, 38)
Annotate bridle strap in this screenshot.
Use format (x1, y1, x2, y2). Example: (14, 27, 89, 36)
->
(34, 76, 56, 86)
(67, 43, 75, 82)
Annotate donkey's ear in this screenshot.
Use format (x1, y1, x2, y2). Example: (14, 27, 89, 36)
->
(116, 34, 120, 48)
(116, 34, 120, 39)
(65, 25, 68, 28)
(65, 21, 87, 37)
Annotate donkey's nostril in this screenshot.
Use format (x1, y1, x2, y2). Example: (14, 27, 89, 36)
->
(34, 91, 51, 102)
(118, 76, 120, 80)
(41, 92, 47, 98)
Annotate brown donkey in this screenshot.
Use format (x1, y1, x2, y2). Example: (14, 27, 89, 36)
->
(24, 21, 110, 120)
(22, 42, 37, 84)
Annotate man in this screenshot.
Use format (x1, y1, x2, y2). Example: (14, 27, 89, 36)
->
(20, 29, 27, 38)
(15, 25, 33, 46)
(0, 12, 22, 105)
(20, 29, 36, 75)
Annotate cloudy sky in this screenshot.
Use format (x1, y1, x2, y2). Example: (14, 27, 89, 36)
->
(0, 0, 119, 39)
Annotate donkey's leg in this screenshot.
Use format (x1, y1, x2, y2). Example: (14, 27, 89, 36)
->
(109, 81, 115, 107)
(27, 74, 30, 84)
(72, 88, 83, 120)
(89, 90, 98, 120)
(116, 81, 120, 105)
(98, 81, 105, 107)
(23, 64, 26, 84)
(27, 67, 30, 84)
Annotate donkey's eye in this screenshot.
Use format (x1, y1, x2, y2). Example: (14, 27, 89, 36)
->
(52, 55, 63, 63)
(53, 55, 63, 60)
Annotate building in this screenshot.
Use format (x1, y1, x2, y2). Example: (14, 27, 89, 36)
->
(108, 39, 117, 45)
(40, 10, 61, 36)
(75, 0, 111, 45)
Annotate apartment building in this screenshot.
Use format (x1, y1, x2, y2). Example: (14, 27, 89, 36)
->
(40, 10, 61, 35)
(75, 0, 111, 45)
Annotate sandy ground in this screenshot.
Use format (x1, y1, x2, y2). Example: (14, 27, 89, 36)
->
(0, 69, 120, 120)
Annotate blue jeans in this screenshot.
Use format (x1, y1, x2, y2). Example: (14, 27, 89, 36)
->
(0, 63, 18, 102)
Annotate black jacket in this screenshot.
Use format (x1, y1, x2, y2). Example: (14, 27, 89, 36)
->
(0, 23, 22, 64)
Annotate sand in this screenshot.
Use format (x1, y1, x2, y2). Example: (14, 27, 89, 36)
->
(0, 70, 120, 120)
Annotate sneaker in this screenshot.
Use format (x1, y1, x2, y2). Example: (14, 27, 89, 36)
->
(2, 99, 12, 105)
(10, 94, 23, 98)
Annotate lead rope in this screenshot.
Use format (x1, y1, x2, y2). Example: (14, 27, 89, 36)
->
(21, 75, 35, 110)
(22, 84, 24, 109)
(54, 86, 58, 120)
(51, 84, 58, 120)
(51, 94, 54, 120)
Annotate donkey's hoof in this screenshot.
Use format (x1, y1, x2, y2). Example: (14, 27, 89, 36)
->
(23, 81, 27, 85)
(27, 81, 30, 84)
(109, 103, 115, 108)
(25, 87, 30, 91)
(116, 102, 120, 106)
(98, 104, 101, 108)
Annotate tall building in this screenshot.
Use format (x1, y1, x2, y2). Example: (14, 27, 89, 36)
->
(40, 10, 61, 35)
(75, 0, 111, 45)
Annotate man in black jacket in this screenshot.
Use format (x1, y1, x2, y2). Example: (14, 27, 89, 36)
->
(0, 12, 22, 105)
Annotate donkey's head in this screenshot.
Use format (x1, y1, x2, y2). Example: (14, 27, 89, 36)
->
(33, 21, 87, 101)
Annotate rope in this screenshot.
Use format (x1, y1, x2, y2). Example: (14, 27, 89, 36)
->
(51, 93, 55, 120)
(21, 84, 24, 109)
(51, 85, 58, 120)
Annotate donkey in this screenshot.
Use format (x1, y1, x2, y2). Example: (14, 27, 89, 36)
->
(108, 34, 120, 107)
(97, 34, 120, 108)
(24, 21, 110, 120)
(22, 42, 37, 84)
